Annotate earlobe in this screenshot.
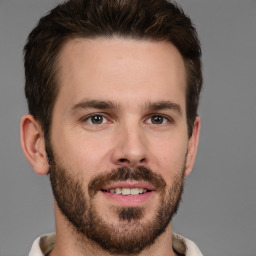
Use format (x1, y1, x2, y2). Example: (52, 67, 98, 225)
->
(185, 116, 201, 177)
(20, 114, 50, 175)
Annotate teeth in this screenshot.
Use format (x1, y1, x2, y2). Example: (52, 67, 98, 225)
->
(115, 188, 122, 194)
(107, 188, 148, 195)
(131, 188, 139, 195)
(122, 188, 131, 195)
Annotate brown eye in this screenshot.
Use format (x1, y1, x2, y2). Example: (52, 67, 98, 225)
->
(147, 115, 168, 125)
(86, 115, 106, 124)
(152, 115, 164, 124)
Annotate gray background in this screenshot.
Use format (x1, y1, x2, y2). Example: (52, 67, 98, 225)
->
(0, 0, 255, 256)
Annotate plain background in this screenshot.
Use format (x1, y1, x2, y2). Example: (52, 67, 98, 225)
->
(0, 0, 255, 256)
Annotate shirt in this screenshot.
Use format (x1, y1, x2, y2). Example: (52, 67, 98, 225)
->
(28, 232, 203, 256)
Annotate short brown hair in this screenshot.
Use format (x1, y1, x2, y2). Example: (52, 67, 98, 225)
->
(24, 0, 202, 138)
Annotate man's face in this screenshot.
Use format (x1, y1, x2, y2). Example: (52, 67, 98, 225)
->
(48, 38, 195, 254)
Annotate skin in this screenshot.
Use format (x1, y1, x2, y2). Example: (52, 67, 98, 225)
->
(20, 38, 200, 256)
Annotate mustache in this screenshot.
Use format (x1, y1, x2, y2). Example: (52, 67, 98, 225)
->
(88, 166, 167, 197)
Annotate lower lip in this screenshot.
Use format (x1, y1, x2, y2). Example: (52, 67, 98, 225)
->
(101, 191, 155, 207)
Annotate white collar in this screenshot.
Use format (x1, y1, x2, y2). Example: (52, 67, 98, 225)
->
(29, 232, 203, 256)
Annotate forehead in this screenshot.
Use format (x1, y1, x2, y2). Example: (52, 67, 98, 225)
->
(55, 37, 187, 110)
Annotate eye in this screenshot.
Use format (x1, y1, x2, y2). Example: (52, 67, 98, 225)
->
(85, 114, 107, 125)
(146, 115, 169, 125)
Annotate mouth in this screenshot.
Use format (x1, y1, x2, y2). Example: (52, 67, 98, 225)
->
(100, 182, 155, 206)
(101, 187, 150, 195)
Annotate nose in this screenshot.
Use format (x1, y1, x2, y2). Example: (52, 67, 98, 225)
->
(111, 123, 148, 168)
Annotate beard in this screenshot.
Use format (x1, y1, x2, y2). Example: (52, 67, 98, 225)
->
(48, 151, 185, 255)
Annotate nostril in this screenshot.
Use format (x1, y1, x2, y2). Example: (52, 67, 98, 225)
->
(139, 158, 146, 163)
(117, 157, 146, 166)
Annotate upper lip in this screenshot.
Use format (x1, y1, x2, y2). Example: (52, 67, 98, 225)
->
(101, 181, 156, 191)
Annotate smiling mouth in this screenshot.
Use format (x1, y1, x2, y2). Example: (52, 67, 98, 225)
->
(101, 187, 151, 196)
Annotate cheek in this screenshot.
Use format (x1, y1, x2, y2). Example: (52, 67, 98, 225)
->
(58, 136, 111, 179)
(150, 135, 188, 177)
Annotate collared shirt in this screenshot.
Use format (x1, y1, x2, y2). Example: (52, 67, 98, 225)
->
(28, 232, 203, 256)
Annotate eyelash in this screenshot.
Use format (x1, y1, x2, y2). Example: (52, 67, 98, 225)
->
(145, 114, 174, 125)
(82, 113, 110, 125)
(81, 113, 174, 126)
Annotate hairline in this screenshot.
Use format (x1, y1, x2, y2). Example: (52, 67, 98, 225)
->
(45, 35, 192, 141)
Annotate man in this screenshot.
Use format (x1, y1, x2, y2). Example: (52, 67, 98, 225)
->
(20, 0, 203, 255)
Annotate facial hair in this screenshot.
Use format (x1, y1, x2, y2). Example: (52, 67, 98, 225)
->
(49, 155, 185, 255)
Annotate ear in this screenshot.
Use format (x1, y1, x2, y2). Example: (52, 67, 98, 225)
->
(184, 116, 201, 177)
(20, 114, 50, 175)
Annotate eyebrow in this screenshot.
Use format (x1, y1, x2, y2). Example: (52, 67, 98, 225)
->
(71, 99, 182, 115)
(71, 99, 119, 112)
(145, 101, 182, 115)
